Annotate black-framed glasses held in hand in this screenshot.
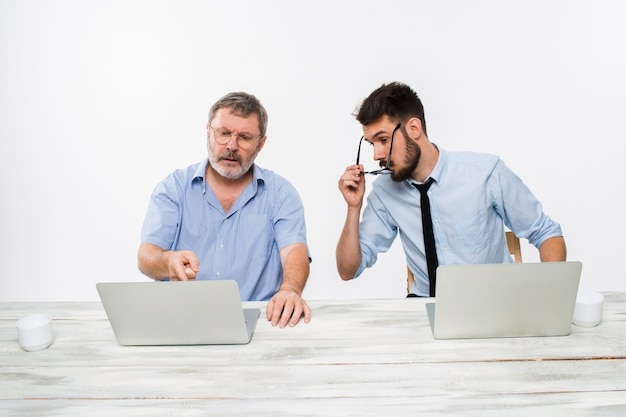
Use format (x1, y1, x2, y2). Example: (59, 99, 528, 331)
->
(355, 123, 400, 175)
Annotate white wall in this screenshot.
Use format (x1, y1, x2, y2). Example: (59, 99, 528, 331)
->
(1, 0, 625, 301)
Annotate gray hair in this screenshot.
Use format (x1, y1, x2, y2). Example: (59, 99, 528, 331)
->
(208, 92, 268, 136)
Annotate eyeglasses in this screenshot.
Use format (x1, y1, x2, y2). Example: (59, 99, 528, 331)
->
(208, 125, 261, 150)
(356, 123, 400, 175)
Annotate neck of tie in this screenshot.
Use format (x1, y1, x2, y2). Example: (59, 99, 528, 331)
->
(414, 178, 438, 297)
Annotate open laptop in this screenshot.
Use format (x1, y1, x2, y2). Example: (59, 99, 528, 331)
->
(96, 280, 260, 346)
(425, 261, 582, 339)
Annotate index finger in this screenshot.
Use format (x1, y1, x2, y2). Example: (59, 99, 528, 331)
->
(344, 164, 363, 175)
(171, 264, 189, 281)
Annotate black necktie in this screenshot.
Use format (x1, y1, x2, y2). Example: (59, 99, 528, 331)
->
(414, 178, 438, 297)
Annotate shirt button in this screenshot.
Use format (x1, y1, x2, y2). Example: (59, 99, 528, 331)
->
(216, 271, 221, 276)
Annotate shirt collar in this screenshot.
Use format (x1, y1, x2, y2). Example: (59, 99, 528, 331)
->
(426, 145, 446, 186)
(405, 145, 447, 187)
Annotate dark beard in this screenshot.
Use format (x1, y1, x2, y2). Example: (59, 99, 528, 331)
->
(390, 128, 421, 182)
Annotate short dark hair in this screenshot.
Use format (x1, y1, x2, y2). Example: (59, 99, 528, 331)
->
(355, 82, 427, 135)
(209, 92, 268, 136)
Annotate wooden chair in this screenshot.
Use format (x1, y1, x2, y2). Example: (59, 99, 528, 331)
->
(505, 230, 522, 264)
(406, 231, 522, 293)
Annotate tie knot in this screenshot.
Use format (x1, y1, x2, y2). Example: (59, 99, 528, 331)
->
(414, 177, 435, 193)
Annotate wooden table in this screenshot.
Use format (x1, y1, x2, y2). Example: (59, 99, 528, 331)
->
(1, 294, 625, 416)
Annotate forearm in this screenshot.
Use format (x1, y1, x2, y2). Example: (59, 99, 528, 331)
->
(137, 243, 171, 280)
(336, 206, 363, 280)
(539, 236, 567, 262)
(279, 243, 310, 295)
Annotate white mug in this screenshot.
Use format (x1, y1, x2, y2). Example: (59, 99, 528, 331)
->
(16, 314, 54, 352)
(572, 291, 604, 328)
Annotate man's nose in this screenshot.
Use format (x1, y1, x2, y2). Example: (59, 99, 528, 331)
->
(373, 143, 387, 160)
(226, 135, 239, 150)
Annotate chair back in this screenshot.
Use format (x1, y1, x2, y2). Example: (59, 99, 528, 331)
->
(406, 231, 522, 294)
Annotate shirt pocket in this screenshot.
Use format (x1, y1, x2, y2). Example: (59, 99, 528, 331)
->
(454, 210, 489, 254)
(237, 214, 274, 260)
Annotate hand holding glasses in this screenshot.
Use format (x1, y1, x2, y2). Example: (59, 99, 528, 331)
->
(355, 123, 400, 175)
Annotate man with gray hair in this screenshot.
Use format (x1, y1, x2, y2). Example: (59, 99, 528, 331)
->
(138, 92, 311, 328)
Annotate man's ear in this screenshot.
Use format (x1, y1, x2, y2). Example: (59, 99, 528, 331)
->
(256, 135, 268, 152)
(406, 117, 424, 140)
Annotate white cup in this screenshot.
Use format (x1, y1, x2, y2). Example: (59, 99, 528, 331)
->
(16, 314, 54, 352)
(572, 291, 604, 328)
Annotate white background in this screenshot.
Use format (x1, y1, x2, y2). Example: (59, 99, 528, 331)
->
(1, 0, 625, 301)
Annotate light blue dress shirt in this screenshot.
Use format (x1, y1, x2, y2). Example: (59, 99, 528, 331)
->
(140, 159, 309, 301)
(356, 148, 563, 296)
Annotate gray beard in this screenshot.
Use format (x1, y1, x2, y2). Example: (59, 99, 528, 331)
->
(207, 148, 257, 180)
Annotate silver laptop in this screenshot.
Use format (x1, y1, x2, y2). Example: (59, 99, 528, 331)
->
(96, 280, 260, 345)
(425, 261, 582, 339)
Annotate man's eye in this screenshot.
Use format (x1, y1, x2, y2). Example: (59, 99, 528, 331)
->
(239, 135, 253, 142)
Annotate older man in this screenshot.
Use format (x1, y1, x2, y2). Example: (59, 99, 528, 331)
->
(139, 92, 311, 327)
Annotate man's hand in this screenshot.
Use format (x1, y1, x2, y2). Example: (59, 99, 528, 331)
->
(338, 164, 366, 208)
(266, 288, 311, 328)
(164, 250, 200, 281)
(138, 243, 200, 281)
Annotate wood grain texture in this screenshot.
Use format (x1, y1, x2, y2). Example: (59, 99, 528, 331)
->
(1, 294, 625, 416)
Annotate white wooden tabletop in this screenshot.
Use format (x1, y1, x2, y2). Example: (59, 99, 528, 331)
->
(1, 293, 625, 416)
